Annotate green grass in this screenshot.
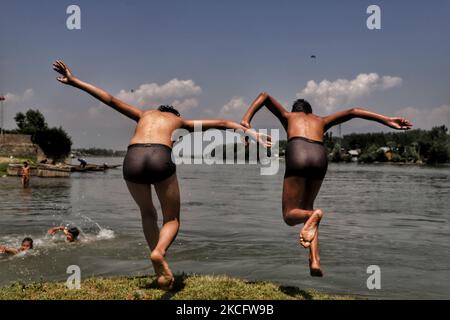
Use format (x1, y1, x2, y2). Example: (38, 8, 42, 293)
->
(0, 274, 354, 300)
(0, 163, 8, 174)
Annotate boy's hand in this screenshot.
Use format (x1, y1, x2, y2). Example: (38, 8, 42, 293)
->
(47, 227, 59, 235)
(241, 120, 251, 129)
(387, 117, 412, 130)
(245, 129, 272, 148)
(0, 246, 6, 253)
(255, 132, 273, 148)
(52, 60, 75, 85)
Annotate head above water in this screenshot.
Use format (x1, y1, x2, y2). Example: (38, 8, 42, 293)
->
(21, 237, 33, 251)
(23, 161, 28, 167)
(64, 225, 80, 242)
(158, 105, 180, 117)
(291, 99, 313, 114)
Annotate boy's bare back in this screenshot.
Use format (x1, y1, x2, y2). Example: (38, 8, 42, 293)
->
(129, 110, 184, 147)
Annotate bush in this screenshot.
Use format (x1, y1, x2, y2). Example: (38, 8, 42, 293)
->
(14, 110, 72, 161)
(359, 145, 386, 163)
(427, 141, 449, 164)
(0, 163, 8, 173)
(391, 153, 403, 163)
(33, 127, 72, 161)
(402, 144, 420, 162)
(330, 143, 343, 162)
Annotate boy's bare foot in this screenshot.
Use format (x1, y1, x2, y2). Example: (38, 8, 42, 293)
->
(150, 250, 174, 290)
(299, 209, 323, 248)
(309, 259, 323, 277)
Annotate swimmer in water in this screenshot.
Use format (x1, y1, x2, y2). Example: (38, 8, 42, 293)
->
(0, 237, 34, 255)
(241, 92, 412, 277)
(53, 60, 271, 290)
(21, 161, 30, 188)
(48, 225, 80, 242)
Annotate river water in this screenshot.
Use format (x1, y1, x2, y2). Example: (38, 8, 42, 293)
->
(1, 158, 449, 299)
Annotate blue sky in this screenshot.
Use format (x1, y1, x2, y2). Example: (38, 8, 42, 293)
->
(1, 0, 450, 148)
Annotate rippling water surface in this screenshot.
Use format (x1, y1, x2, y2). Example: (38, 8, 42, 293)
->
(1, 158, 449, 299)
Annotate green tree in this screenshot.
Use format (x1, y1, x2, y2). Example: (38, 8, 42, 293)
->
(426, 126, 449, 164)
(14, 109, 72, 161)
(323, 132, 334, 152)
(33, 127, 72, 160)
(14, 109, 48, 134)
(402, 143, 420, 162)
(330, 143, 343, 162)
(359, 144, 387, 163)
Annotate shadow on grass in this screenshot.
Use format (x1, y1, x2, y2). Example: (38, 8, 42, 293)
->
(279, 286, 314, 300)
(136, 274, 317, 300)
(137, 273, 187, 300)
(159, 274, 187, 300)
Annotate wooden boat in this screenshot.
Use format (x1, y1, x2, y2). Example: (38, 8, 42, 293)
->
(7, 162, 121, 176)
(7, 163, 71, 178)
(70, 163, 121, 172)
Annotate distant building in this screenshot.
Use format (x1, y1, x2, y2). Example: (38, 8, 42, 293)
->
(378, 146, 393, 161)
(378, 147, 390, 153)
(347, 149, 360, 162)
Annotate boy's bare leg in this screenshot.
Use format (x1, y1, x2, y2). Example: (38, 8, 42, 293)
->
(300, 209, 323, 247)
(282, 176, 314, 226)
(309, 228, 323, 277)
(153, 174, 180, 290)
(125, 181, 160, 250)
(299, 178, 324, 248)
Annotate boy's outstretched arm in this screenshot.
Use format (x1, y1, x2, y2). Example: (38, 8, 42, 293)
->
(0, 246, 19, 254)
(322, 107, 413, 132)
(47, 226, 64, 236)
(182, 119, 272, 148)
(52, 60, 143, 122)
(241, 92, 289, 129)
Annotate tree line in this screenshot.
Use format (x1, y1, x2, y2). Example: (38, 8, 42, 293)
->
(72, 148, 126, 157)
(322, 125, 450, 164)
(5, 109, 449, 164)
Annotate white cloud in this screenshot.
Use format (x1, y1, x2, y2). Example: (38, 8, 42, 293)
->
(297, 73, 402, 114)
(85, 78, 202, 123)
(2, 89, 35, 129)
(116, 78, 202, 112)
(172, 98, 199, 111)
(4, 89, 34, 105)
(396, 104, 450, 129)
(219, 96, 248, 119)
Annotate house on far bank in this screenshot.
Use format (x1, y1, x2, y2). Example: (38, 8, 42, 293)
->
(378, 146, 393, 161)
(0, 133, 47, 163)
(347, 149, 360, 162)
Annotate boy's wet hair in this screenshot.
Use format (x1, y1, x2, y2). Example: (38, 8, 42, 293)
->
(291, 99, 313, 114)
(158, 105, 181, 117)
(22, 237, 33, 249)
(68, 227, 80, 239)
